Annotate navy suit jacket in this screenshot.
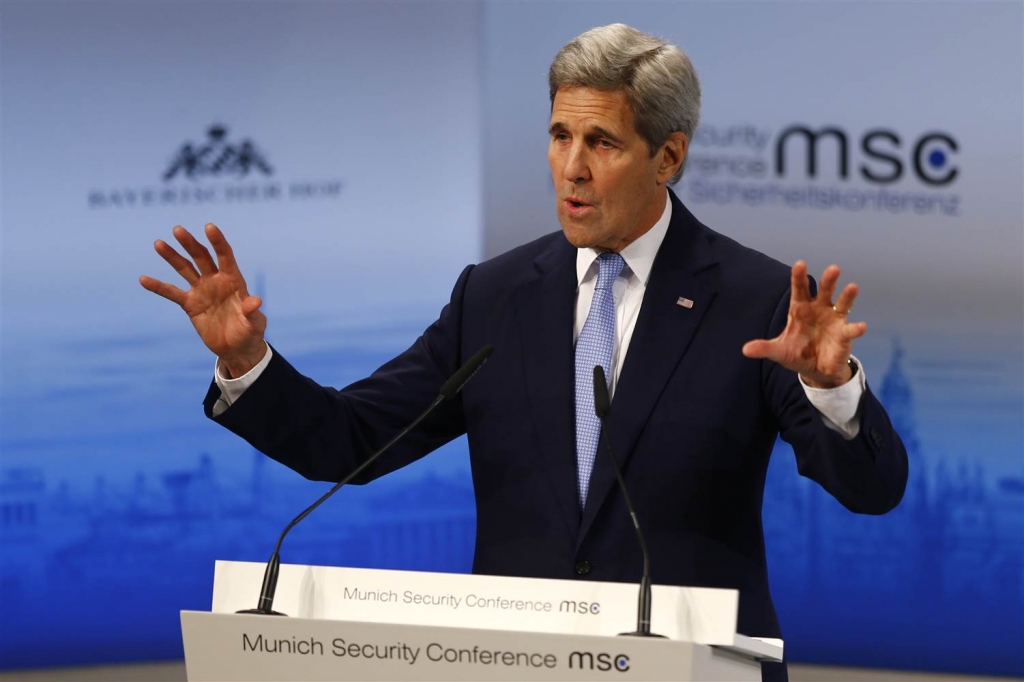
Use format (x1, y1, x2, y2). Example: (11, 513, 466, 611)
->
(206, 191, 908, 679)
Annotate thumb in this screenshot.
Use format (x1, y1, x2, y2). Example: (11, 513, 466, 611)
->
(742, 339, 774, 359)
(240, 295, 263, 316)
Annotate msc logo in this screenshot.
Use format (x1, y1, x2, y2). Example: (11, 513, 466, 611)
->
(163, 124, 273, 181)
(559, 600, 601, 615)
(568, 651, 630, 673)
(775, 125, 958, 186)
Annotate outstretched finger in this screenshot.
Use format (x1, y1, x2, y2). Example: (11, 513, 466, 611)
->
(154, 239, 200, 285)
(833, 282, 859, 316)
(742, 338, 778, 360)
(790, 260, 811, 303)
(139, 275, 187, 306)
(240, 295, 263, 316)
(174, 226, 218, 276)
(843, 320, 868, 340)
(206, 223, 240, 275)
(818, 264, 841, 306)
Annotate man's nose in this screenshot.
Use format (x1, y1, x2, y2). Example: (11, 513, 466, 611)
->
(563, 143, 591, 183)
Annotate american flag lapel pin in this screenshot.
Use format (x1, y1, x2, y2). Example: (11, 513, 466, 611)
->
(676, 296, 694, 309)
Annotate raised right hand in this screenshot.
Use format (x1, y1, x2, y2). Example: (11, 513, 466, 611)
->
(140, 223, 267, 377)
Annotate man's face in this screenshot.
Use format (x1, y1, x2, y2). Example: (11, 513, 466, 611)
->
(548, 87, 677, 252)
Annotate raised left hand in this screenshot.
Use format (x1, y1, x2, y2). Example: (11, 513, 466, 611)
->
(742, 261, 867, 388)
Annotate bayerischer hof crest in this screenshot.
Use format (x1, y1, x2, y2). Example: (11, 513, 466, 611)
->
(88, 123, 341, 208)
(163, 124, 273, 181)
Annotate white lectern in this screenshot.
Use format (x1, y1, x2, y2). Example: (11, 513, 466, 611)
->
(181, 560, 782, 681)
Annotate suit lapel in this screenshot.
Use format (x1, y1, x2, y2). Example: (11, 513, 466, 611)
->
(578, 195, 720, 546)
(514, 237, 582, 541)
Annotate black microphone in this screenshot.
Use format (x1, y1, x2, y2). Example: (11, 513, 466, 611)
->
(238, 344, 494, 616)
(593, 365, 664, 638)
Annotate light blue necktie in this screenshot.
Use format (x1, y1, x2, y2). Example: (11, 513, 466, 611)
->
(575, 252, 626, 508)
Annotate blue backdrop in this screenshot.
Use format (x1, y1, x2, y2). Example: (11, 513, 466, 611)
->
(1, 1, 1021, 677)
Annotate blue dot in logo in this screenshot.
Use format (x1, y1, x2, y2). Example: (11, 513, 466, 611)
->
(615, 655, 630, 671)
(928, 150, 946, 168)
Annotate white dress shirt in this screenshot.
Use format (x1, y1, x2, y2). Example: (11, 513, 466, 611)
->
(572, 193, 865, 438)
(216, 193, 865, 437)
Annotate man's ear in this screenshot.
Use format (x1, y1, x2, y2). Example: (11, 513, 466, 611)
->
(657, 132, 688, 183)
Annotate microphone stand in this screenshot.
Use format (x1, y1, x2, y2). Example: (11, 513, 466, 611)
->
(593, 365, 665, 638)
(238, 344, 494, 616)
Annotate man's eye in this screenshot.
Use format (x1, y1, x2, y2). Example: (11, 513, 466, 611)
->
(597, 139, 614, 149)
(554, 133, 569, 142)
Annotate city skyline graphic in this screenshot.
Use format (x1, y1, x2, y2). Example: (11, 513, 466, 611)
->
(0, 330, 1020, 675)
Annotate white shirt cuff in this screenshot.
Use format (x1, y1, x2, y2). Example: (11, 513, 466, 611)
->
(798, 355, 866, 440)
(211, 343, 273, 416)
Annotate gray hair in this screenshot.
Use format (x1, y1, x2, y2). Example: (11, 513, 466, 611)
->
(548, 23, 701, 184)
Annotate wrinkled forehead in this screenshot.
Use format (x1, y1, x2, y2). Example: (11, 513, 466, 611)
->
(548, 87, 637, 135)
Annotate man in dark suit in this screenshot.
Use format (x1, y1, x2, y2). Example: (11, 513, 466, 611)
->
(142, 24, 907, 681)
